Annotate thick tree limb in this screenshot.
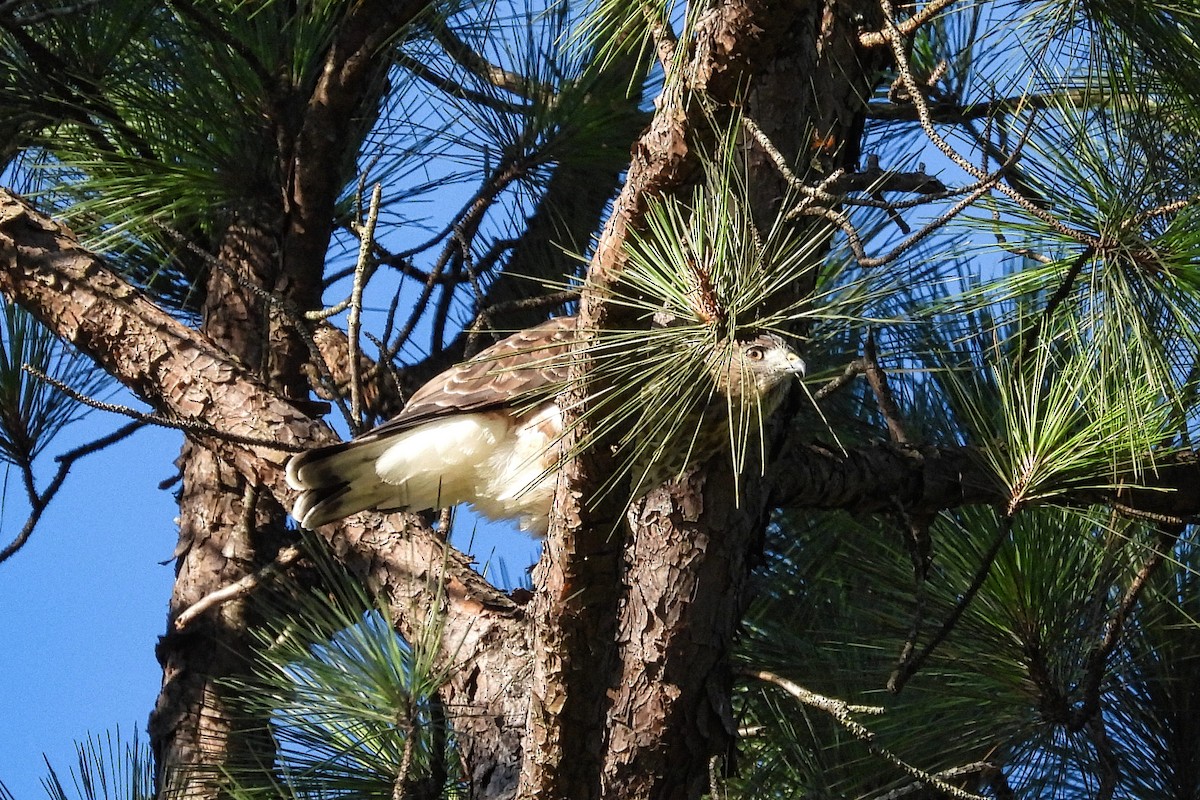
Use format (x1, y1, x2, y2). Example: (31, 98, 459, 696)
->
(769, 439, 1200, 522)
(528, 0, 893, 797)
(281, 0, 429, 296)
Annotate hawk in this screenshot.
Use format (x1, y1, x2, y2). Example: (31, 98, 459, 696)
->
(286, 316, 805, 535)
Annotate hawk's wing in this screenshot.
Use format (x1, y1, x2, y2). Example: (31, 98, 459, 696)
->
(372, 314, 576, 434)
(286, 315, 576, 530)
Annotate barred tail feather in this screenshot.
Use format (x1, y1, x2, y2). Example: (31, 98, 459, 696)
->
(285, 413, 511, 529)
(286, 436, 405, 529)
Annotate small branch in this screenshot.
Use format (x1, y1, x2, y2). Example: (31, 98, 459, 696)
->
(708, 755, 726, 800)
(827, 164, 948, 196)
(1069, 524, 1179, 730)
(744, 669, 985, 800)
(466, 289, 579, 355)
(750, 100, 1033, 269)
(1108, 501, 1195, 526)
(859, 0, 961, 47)
(0, 419, 145, 565)
(21, 364, 305, 452)
(813, 358, 867, 401)
(395, 51, 529, 114)
(876, 0, 1093, 245)
(888, 514, 1011, 693)
(875, 762, 1003, 800)
(426, 18, 544, 100)
(393, 719, 417, 800)
(892, 503, 934, 687)
(744, 669, 884, 731)
(173, 543, 304, 630)
(796, 172, 1001, 268)
(348, 183, 382, 431)
(1017, 245, 1096, 362)
(372, 156, 531, 374)
(1134, 196, 1197, 225)
(864, 331, 910, 445)
(1087, 714, 1119, 800)
(867, 88, 1108, 123)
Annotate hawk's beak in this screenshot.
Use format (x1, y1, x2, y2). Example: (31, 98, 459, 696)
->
(785, 351, 806, 378)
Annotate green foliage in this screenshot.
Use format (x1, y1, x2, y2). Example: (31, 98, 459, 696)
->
(222, 537, 460, 800)
(732, 507, 1193, 798)
(35, 730, 153, 800)
(935, 318, 1173, 513)
(6, 0, 1200, 795)
(544, 127, 897, 504)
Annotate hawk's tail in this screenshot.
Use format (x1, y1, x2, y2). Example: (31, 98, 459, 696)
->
(286, 437, 401, 529)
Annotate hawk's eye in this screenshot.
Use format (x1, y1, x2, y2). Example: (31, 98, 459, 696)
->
(745, 345, 765, 361)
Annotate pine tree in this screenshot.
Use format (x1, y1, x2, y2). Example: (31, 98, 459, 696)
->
(2, 1, 1200, 798)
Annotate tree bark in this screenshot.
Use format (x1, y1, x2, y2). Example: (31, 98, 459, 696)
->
(142, 2, 430, 793)
(523, 1, 891, 797)
(0, 187, 533, 796)
(150, 220, 295, 796)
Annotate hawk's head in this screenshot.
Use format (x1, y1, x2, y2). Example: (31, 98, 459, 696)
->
(714, 332, 806, 406)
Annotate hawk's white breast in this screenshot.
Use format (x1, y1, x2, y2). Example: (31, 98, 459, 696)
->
(373, 405, 562, 535)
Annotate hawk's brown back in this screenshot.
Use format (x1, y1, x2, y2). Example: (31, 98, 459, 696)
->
(372, 315, 576, 435)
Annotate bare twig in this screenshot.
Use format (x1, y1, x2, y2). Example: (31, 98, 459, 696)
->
(0, 419, 145, 564)
(427, 18, 543, 100)
(371, 156, 532, 375)
(396, 51, 529, 114)
(466, 289, 579, 356)
(747, 109, 1032, 268)
(173, 543, 304, 630)
(393, 718, 417, 800)
(888, 514, 1011, 693)
(744, 669, 985, 800)
(1087, 714, 1119, 800)
(891, 502, 935, 683)
(864, 331, 910, 445)
(349, 183, 382, 431)
(867, 88, 1117, 124)
(1108, 501, 1195, 526)
(1134, 197, 1197, 225)
(21, 364, 305, 452)
(796, 173, 1001, 268)
(1069, 524, 1179, 730)
(875, 762, 1003, 800)
(708, 755, 726, 800)
(812, 358, 867, 401)
(859, 0, 961, 47)
(877, 0, 1094, 245)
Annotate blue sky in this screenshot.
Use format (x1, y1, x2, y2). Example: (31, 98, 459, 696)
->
(0, 419, 179, 799)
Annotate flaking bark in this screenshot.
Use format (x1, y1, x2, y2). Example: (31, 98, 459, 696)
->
(532, 1, 891, 796)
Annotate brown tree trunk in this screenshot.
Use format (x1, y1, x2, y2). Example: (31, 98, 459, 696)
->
(523, 1, 889, 797)
(141, 0, 425, 790)
(149, 220, 299, 796)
